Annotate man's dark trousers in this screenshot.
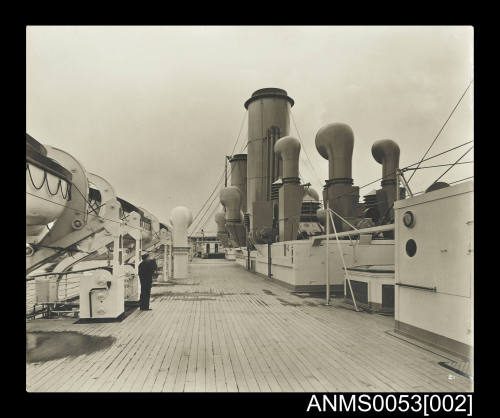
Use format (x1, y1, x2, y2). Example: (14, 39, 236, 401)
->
(138, 258, 156, 310)
(139, 276, 152, 310)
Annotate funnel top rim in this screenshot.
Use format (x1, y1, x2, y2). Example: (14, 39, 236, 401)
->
(228, 153, 247, 162)
(244, 87, 294, 109)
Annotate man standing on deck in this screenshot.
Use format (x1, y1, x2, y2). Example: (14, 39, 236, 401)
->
(138, 253, 157, 311)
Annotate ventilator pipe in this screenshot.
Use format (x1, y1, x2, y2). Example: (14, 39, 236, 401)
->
(169, 206, 193, 248)
(220, 186, 242, 222)
(316, 208, 327, 226)
(274, 136, 301, 182)
(372, 139, 400, 186)
(304, 187, 320, 202)
(229, 154, 247, 212)
(315, 123, 355, 229)
(214, 211, 227, 233)
(315, 123, 354, 181)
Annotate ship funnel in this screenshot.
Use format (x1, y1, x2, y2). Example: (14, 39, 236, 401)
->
(245, 87, 294, 243)
(315, 123, 355, 231)
(274, 136, 301, 180)
(372, 139, 400, 185)
(220, 186, 242, 222)
(315, 123, 354, 180)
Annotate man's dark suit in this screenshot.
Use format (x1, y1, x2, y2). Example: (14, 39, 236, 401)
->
(138, 258, 157, 310)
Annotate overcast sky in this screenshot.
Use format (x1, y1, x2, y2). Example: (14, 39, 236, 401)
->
(26, 26, 473, 233)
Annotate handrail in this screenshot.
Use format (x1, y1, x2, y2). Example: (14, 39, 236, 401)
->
(345, 264, 395, 274)
(312, 224, 395, 246)
(395, 283, 436, 292)
(26, 266, 112, 280)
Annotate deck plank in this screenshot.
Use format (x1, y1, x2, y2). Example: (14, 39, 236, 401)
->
(203, 298, 217, 392)
(26, 260, 473, 392)
(29, 322, 110, 392)
(150, 295, 192, 392)
(166, 296, 197, 392)
(142, 295, 190, 392)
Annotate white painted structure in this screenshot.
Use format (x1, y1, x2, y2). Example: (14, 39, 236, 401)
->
(170, 206, 193, 279)
(344, 266, 395, 312)
(79, 269, 124, 319)
(225, 248, 238, 261)
(394, 180, 473, 359)
(235, 236, 394, 293)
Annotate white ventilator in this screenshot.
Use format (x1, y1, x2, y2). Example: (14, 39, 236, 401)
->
(170, 206, 193, 279)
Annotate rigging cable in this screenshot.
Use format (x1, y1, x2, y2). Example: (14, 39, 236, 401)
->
(429, 145, 474, 186)
(190, 156, 239, 235)
(290, 110, 323, 187)
(189, 111, 247, 230)
(403, 161, 473, 170)
(407, 79, 474, 184)
(412, 176, 474, 196)
(189, 169, 225, 228)
(190, 137, 249, 236)
(322, 140, 474, 205)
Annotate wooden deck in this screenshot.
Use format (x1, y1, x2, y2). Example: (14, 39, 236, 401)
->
(26, 259, 473, 392)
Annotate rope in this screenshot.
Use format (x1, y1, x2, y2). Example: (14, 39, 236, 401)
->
(447, 176, 474, 185)
(407, 79, 473, 183)
(190, 174, 227, 235)
(26, 163, 71, 199)
(26, 163, 46, 190)
(196, 197, 222, 234)
(403, 161, 473, 170)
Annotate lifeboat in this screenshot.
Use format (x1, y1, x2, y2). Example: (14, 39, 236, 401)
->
(26, 134, 72, 245)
